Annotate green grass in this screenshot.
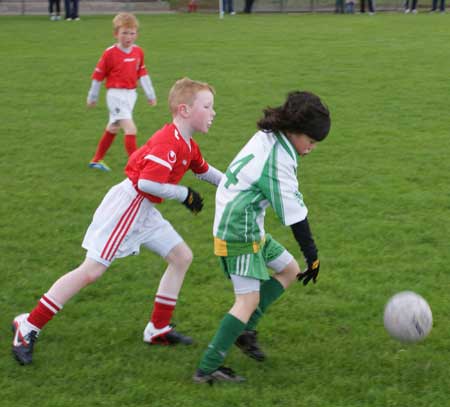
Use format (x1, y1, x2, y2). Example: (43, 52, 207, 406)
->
(1, 12, 450, 407)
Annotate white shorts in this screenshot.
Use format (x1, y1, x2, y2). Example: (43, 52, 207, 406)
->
(106, 88, 137, 125)
(82, 179, 183, 267)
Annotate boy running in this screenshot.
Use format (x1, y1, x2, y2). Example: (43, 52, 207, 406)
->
(12, 78, 223, 365)
(193, 91, 331, 383)
(87, 13, 157, 172)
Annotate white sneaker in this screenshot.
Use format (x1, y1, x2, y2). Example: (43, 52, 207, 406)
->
(12, 313, 39, 365)
(404, 8, 410, 13)
(143, 322, 172, 343)
(143, 322, 193, 345)
(412, 9, 418, 13)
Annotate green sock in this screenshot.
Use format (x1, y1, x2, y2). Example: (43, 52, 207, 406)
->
(246, 277, 285, 331)
(198, 313, 246, 374)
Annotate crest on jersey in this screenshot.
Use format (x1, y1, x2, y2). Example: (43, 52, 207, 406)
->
(168, 150, 177, 163)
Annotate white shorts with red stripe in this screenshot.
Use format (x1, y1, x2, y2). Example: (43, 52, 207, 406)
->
(82, 178, 183, 267)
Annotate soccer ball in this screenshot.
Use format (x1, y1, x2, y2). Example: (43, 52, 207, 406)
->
(383, 291, 432, 343)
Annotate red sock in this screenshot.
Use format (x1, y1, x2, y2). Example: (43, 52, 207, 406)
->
(92, 130, 116, 162)
(27, 294, 62, 330)
(150, 295, 177, 329)
(124, 134, 137, 156)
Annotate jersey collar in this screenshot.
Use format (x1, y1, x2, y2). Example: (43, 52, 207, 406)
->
(116, 44, 134, 54)
(172, 123, 192, 151)
(276, 131, 297, 165)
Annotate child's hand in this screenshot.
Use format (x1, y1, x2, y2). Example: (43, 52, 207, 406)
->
(182, 187, 203, 214)
(87, 100, 97, 108)
(148, 98, 157, 106)
(297, 259, 320, 285)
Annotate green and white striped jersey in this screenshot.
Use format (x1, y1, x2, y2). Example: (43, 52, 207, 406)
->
(214, 130, 308, 252)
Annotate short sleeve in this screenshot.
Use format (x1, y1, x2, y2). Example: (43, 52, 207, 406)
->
(139, 144, 175, 183)
(92, 51, 108, 81)
(137, 49, 148, 78)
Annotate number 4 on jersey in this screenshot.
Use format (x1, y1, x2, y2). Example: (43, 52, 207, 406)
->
(224, 154, 254, 188)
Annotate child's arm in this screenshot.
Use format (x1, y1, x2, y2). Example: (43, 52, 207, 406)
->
(139, 75, 157, 106)
(137, 179, 203, 214)
(290, 218, 320, 285)
(86, 80, 102, 107)
(194, 165, 224, 186)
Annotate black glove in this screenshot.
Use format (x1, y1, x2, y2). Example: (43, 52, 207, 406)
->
(182, 187, 203, 214)
(297, 258, 320, 285)
(290, 218, 319, 285)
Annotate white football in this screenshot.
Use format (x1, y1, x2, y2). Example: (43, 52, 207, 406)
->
(383, 291, 432, 343)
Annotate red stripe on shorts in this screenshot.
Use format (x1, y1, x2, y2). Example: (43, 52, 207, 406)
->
(101, 194, 145, 262)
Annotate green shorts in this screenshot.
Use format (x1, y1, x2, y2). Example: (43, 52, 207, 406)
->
(218, 234, 287, 281)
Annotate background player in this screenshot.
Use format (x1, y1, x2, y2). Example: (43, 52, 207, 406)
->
(193, 91, 331, 383)
(87, 12, 157, 172)
(12, 77, 223, 365)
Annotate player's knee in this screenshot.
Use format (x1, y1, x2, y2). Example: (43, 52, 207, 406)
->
(287, 261, 301, 282)
(277, 260, 300, 287)
(177, 247, 193, 270)
(107, 123, 119, 134)
(166, 243, 193, 272)
(234, 293, 260, 317)
(81, 263, 106, 285)
(122, 121, 137, 134)
(169, 246, 193, 271)
(246, 294, 260, 311)
(84, 269, 102, 284)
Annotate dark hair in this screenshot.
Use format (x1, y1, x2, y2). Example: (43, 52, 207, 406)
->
(257, 91, 331, 141)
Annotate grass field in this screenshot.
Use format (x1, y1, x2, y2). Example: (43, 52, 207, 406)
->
(1, 12, 450, 407)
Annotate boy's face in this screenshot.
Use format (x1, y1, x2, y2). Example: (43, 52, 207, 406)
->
(115, 26, 138, 48)
(185, 90, 216, 134)
(288, 133, 318, 156)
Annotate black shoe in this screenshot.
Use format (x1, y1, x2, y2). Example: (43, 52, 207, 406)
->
(162, 327, 193, 345)
(235, 330, 266, 361)
(12, 313, 38, 365)
(193, 366, 246, 384)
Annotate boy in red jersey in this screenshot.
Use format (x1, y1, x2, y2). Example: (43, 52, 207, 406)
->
(12, 78, 223, 366)
(87, 13, 157, 172)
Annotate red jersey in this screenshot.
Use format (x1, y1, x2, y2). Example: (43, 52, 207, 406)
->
(125, 123, 209, 203)
(91, 44, 148, 89)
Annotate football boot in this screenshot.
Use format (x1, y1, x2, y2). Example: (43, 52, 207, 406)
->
(193, 366, 245, 384)
(235, 330, 266, 361)
(12, 313, 39, 365)
(143, 322, 193, 345)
